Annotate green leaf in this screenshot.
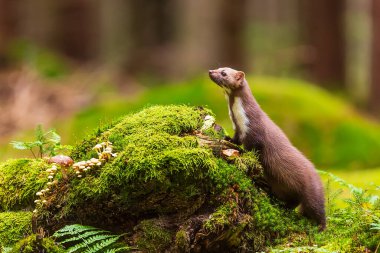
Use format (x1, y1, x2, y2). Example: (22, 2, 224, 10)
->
(10, 141, 29, 150)
(29, 141, 43, 148)
(35, 124, 44, 142)
(46, 129, 61, 144)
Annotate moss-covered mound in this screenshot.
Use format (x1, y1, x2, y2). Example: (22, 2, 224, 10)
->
(1, 105, 378, 252)
(29, 105, 307, 251)
(0, 159, 49, 211)
(0, 211, 32, 248)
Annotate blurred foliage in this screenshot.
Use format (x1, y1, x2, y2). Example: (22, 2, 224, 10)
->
(7, 40, 69, 79)
(246, 23, 302, 77)
(60, 76, 380, 170)
(325, 167, 380, 202)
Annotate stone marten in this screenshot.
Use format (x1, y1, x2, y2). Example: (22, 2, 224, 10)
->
(209, 67, 326, 230)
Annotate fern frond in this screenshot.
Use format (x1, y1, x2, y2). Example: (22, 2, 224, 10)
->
(2, 247, 12, 253)
(103, 247, 131, 253)
(67, 235, 116, 253)
(60, 229, 109, 244)
(82, 236, 121, 253)
(54, 224, 98, 237)
(318, 170, 363, 194)
(54, 224, 130, 253)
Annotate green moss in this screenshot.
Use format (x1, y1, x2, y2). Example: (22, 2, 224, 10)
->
(270, 246, 336, 252)
(270, 174, 380, 252)
(9, 234, 65, 253)
(48, 106, 218, 219)
(175, 229, 190, 252)
(0, 159, 49, 211)
(135, 219, 173, 252)
(203, 201, 238, 233)
(311, 207, 380, 252)
(0, 211, 32, 247)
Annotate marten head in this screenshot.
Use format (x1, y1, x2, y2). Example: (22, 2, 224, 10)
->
(209, 67, 246, 92)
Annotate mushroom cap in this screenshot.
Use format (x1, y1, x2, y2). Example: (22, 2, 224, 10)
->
(48, 155, 74, 167)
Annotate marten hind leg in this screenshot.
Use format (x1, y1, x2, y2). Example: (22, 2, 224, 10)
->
(284, 199, 299, 209)
(300, 197, 326, 231)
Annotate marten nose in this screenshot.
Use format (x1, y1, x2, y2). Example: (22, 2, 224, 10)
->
(209, 70, 214, 74)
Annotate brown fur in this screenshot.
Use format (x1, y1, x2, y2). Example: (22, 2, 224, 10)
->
(209, 67, 326, 230)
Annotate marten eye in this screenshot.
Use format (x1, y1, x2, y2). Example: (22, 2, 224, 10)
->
(221, 71, 227, 77)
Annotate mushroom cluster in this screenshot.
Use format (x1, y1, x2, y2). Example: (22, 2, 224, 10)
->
(33, 163, 59, 213)
(33, 142, 117, 213)
(72, 158, 101, 178)
(34, 155, 74, 213)
(72, 141, 117, 178)
(93, 141, 117, 160)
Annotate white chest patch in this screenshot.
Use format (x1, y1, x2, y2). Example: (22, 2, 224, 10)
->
(231, 97, 249, 139)
(224, 93, 236, 130)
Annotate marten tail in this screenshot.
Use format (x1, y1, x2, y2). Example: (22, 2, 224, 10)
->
(300, 194, 326, 231)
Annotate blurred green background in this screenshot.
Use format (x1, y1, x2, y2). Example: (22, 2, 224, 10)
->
(0, 0, 380, 188)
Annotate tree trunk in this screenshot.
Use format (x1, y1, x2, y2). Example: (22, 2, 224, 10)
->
(370, 0, 380, 116)
(126, 0, 177, 77)
(218, 0, 248, 69)
(300, 0, 346, 88)
(0, 0, 19, 66)
(53, 0, 99, 62)
(18, 0, 55, 49)
(98, 0, 130, 68)
(175, 0, 220, 77)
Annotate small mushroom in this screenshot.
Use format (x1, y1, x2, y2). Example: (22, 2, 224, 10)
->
(48, 155, 74, 167)
(48, 155, 74, 181)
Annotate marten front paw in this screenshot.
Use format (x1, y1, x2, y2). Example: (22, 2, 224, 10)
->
(224, 136, 233, 142)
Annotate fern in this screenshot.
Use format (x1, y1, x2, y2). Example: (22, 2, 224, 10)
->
(103, 248, 131, 253)
(318, 170, 364, 195)
(1, 247, 12, 253)
(54, 224, 98, 236)
(371, 216, 380, 231)
(53, 224, 129, 253)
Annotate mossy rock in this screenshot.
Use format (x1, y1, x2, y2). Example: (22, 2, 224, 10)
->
(0, 211, 33, 248)
(25, 105, 305, 251)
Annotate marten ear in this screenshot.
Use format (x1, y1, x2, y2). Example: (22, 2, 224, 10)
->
(235, 71, 245, 83)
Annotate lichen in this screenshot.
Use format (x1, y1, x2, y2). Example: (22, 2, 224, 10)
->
(0, 211, 33, 248)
